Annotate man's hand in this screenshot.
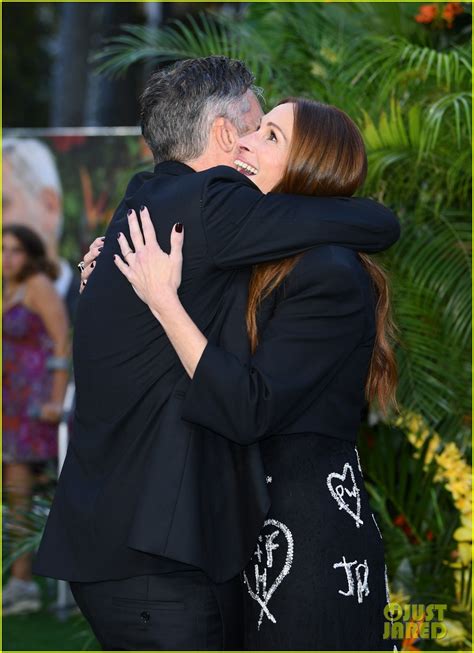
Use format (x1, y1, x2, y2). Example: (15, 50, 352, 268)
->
(78, 237, 105, 293)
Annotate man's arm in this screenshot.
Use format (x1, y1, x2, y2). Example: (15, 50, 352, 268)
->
(200, 166, 400, 269)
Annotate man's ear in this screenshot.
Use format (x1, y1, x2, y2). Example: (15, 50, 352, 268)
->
(213, 117, 238, 154)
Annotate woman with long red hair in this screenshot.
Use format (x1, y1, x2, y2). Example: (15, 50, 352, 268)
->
(85, 98, 399, 650)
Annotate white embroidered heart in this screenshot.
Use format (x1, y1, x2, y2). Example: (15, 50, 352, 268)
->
(243, 519, 294, 630)
(327, 462, 363, 528)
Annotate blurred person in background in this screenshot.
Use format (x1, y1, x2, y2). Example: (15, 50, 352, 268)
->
(2, 224, 70, 616)
(2, 138, 80, 320)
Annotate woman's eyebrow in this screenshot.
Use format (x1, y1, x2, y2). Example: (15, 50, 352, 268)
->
(266, 121, 287, 142)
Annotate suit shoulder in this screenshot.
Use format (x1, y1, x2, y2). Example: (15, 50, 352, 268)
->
(124, 169, 154, 197)
(281, 246, 365, 303)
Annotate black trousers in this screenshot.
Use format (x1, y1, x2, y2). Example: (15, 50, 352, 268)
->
(69, 569, 243, 651)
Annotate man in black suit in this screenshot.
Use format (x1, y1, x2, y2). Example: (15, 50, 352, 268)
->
(33, 56, 399, 650)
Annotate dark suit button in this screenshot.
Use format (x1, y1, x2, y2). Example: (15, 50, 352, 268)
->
(140, 610, 150, 623)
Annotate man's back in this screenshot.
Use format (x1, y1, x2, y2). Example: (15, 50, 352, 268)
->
(34, 161, 258, 582)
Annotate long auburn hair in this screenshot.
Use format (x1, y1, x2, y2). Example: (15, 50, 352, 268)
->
(246, 98, 398, 414)
(3, 224, 58, 282)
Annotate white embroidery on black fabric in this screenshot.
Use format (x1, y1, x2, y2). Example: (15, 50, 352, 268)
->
(254, 537, 263, 564)
(265, 530, 280, 568)
(266, 476, 273, 484)
(384, 563, 395, 627)
(333, 555, 370, 603)
(333, 556, 356, 596)
(327, 462, 364, 527)
(354, 445, 363, 475)
(243, 519, 294, 630)
(384, 564, 391, 605)
(355, 560, 370, 603)
(372, 512, 383, 539)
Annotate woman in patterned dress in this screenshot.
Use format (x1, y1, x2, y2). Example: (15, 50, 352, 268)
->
(84, 99, 400, 651)
(2, 225, 69, 615)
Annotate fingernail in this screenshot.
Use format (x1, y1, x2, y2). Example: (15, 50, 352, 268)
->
(117, 233, 121, 239)
(175, 223, 183, 233)
(81, 280, 87, 286)
(127, 209, 133, 216)
(100, 237, 105, 241)
(91, 261, 95, 268)
(98, 246, 103, 251)
(140, 205, 145, 212)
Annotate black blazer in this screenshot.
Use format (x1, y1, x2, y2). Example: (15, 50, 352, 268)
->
(182, 245, 377, 445)
(33, 161, 399, 584)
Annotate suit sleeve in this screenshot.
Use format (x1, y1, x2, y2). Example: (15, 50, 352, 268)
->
(180, 249, 367, 444)
(200, 166, 400, 269)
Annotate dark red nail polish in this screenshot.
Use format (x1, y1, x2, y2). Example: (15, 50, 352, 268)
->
(127, 209, 133, 216)
(140, 205, 145, 212)
(91, 261, 95, 268)
(100, 237, 105, 241)
(98, 246, 103, 251)
(117, 233, 121, 239)
(175, 223, 183, 233)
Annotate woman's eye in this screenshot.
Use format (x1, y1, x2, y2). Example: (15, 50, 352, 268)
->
(269, 130, 278, 142)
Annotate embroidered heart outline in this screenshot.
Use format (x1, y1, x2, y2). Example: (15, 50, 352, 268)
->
(243, 518, 294, 630)
(326, 462, 364, 528)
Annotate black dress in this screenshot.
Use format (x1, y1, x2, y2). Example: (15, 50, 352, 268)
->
(181, 245, 401, 651)
(243, 435, 398, 651)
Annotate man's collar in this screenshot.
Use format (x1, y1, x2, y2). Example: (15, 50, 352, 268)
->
(153, 160, 195, 176)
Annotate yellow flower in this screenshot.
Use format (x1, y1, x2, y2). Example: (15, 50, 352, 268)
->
(455, 497, 472, 513)
(393, 410, 473, 611)
(457, 542, 471, 565)
(436, 618, 468, 647)
(453, 526, 471, 542)
(460, 513, 472, 529)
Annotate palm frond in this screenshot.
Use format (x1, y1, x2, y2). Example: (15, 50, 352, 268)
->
(421, 91, 472, 155)
(92, 14, 266, 81)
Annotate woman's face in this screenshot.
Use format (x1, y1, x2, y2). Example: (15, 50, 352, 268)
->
(2, 233, 28, 281)
(234, 103, 295, 193)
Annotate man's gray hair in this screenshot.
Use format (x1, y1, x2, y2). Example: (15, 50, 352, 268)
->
(140, 56, 262, 163)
